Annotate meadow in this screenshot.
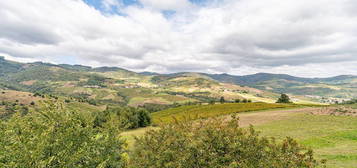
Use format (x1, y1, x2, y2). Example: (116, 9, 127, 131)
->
(123, 104, 357, 167)
(256, 113, 357, 168)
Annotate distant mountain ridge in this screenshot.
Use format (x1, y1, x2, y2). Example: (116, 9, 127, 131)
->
(204, 73, 357, 85)
(1, 57, 356, 101)
(2, 56, 354, 82)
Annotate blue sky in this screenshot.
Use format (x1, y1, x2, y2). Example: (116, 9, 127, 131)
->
(84, 0, 209, 14)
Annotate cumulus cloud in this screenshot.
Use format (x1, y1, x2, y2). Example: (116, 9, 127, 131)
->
(139, 0, 193, 11)
(0, 0, 356, 77)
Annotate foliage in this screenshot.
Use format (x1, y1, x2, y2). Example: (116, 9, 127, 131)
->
(220, 96, 225, 104)
(0, 101, 127, 167)
(0, 101, 29, 119)
(152, 102, 295, 124)
(139, 103, 180, 113)
(78, 75, 108, 87)
(130, 116, 322, 168)
(276, 94, 292, 103)
(94, 106, 151, 129)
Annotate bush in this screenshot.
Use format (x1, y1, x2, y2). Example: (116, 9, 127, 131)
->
(94, 106, 151, 129)
(276, 94, 292, 103)
(130, 116, 322, 168)
(0, 101, 127, 167)
(220, 96, 225, 104)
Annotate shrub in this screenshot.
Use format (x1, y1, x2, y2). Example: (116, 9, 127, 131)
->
(220, 96, 225, 104)
(94, 106, 151, 129)
(0, 101, 127, 167)
(130, 116, 322, 168)
(276, 94, 292, 103)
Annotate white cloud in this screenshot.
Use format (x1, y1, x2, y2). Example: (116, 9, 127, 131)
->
(0, 0, 356, 77)
(102, 0, 121, 10)
(139, 0, 192, 11)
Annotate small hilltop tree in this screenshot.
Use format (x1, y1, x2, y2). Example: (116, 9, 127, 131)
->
(276, 94, 292, 103)
(220, 97, 225, 104)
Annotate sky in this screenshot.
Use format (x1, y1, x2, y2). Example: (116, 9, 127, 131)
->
(0, 0, 357, 77)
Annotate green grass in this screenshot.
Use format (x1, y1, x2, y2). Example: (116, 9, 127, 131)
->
(152, 102, 296, 124)
(120, 127, 159, 149)
(65, 101, 103, 115)
(255, 114, 357, 168)
(344, 103, 357, 109)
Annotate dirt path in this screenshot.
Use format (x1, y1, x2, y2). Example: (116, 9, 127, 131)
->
(224, 107, 318, 127)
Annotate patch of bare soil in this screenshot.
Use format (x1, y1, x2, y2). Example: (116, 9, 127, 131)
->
(311, 107, 357, 117)
(222, 107, 318, 127)
(20, 80, 37, 85)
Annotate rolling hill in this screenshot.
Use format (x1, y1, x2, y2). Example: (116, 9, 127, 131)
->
(204, 73, 357, 103)
(0, 57, 283, 108)
(0, 57, 351, 106)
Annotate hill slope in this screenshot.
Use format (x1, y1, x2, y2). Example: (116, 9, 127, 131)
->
(0, 58, 301, 107)
(205, 73, 357, 102)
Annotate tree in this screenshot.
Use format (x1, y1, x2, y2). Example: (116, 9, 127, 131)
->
(276, 94, 292, 103)
(220, 96, 225, 104)
(130, 116, 323, 168)
(0, 101, 127, 167)
(137, 109, 151, 127)
(235, 99, 241, 103)
(95, 106, 151, 129)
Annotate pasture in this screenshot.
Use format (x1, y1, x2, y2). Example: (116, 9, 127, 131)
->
(124, 104, 357, 167)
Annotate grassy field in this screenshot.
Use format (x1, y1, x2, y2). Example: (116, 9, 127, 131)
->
(123, 105, 357, 167)
(151, 102, 297, 124)
(255, 113, 357, 168)
(345, 103, 357, 109)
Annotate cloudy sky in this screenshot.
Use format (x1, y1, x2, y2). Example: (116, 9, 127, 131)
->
(0, 0, 356, 77)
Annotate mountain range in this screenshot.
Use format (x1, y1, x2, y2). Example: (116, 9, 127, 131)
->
(1, 56, 356, 106)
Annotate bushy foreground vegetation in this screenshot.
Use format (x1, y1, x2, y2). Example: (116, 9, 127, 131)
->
(0, 102, 127, 167)
(0, 101, 322, 167)
(152, 102, 296, 124)
(131, 116, 323, 168)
